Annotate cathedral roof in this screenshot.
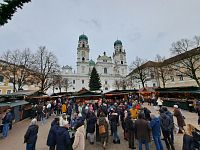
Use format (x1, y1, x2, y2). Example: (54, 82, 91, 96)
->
(89, 59, 95, 66)
(114, 40, 122, 46)
(79, 34, 88, 41)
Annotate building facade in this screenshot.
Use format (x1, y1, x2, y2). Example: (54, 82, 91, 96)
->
(50, 34, 128, 93)
(127, 47, 200, 89)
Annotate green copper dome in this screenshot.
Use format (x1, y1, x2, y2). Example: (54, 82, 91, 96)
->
(79, 34, 88, 41)
(89, 59, 95, 66)
(114, 40, 122, 46)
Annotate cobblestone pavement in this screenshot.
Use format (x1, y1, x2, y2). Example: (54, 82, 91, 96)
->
(0, 103, 199, 150)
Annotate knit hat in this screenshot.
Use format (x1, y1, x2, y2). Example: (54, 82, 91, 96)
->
(174, 105, 178, 108)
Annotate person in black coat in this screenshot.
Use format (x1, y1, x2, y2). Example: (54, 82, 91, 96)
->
(182, 134, 195, 150)
(110, 111, 120, 144)
(56, 118, 71, 150)
(86, 111, 97, 144)
(125, 112, 136, 149)
(47, 117, 59, 150)
(24, 118, 39, 150)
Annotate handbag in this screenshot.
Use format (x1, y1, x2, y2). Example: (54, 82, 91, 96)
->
(99, 125, 106, 134)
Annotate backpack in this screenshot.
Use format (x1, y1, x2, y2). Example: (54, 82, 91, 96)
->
(99, 117, 106, 135)
(161, 115, 171, 131)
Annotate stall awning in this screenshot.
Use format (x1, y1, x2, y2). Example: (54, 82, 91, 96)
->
(0, 100, 29, 107)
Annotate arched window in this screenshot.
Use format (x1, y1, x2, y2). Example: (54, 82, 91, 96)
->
(104, 68, 107, 74)
(82, 57, 85, 62)
(121, 61, 123, 64)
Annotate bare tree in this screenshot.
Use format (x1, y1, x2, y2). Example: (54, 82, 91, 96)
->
(129, 57, 148, 88)
(155, 54, 172, 88)
(53, 75, 72, 92)
(113, 80, 120, 90)
(1, 49, 34, 91)
(170, 36, 200, 87)
(33, 46, 59, 92)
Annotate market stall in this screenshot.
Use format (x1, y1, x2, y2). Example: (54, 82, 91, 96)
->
(155, 86, 200, 111)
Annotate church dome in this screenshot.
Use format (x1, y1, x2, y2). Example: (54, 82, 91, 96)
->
(89, 59, 95, 66)
(114, 40, 122, 46)
(79, 34, 88, 41)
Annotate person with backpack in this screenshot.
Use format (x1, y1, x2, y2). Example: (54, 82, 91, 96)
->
(159, 109, 175, 150)
(162, 107, 174, 144)
(110, 110, 120, 144)
(98, 112, 109, 149)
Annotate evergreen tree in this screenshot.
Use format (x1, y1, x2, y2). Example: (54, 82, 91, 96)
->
(0, 0, 31, 26)
(89, 67, 102, 91)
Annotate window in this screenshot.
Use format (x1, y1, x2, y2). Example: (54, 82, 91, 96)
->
(7, 90, 11, 94)
(0, 75, 4, 82)
(104, 68, 107, 74)
(150, 73, 155, 79)
(153, 83, 156, 87)
(121, 61, 123, 64)
(82, 80, 84, 84)
(73, 80, 75, 84)
(82, 44, 85, 48)
(170, 76, 174, 82)
(103, 60, 107, 62)
(179, 75, 184, 81)
(82, 57, 85, 62)
(105, 81, 107, 85)
(105, 87, 108, 90)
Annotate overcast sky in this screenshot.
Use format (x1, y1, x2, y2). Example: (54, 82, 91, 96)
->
(1, 0, 200, 71)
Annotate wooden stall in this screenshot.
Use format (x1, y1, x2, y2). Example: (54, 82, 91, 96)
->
(155, 86, 200, 111)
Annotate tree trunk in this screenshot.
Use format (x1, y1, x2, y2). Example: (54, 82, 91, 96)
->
(141, 80, 145, 88)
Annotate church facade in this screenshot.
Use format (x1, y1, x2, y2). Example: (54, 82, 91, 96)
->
(54, 34, 128, 92)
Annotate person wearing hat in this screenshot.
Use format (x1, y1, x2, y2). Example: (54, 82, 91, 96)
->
(173, 105, 186, 133)
(72, 121, 85, 150)
(24, 118, 39, 150)
(56, 118, 71, 150)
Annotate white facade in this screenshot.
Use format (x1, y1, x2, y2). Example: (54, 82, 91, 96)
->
(50, 34, 128, 93)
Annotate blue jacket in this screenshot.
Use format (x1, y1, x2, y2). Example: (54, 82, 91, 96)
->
(47, 122, 58, 147)
(56, 127, 71, 150)
(2, 112, 13, 124)
(150, 117, 161, 137)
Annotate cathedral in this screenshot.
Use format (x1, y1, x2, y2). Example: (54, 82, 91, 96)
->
(58, 34, 128, 92)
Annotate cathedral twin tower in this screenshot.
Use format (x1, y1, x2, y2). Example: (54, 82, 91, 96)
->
(62, 34, 128, 92)
(77, 34, 127, 77)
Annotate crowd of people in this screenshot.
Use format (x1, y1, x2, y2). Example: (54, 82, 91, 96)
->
(1, 95, 200, 150)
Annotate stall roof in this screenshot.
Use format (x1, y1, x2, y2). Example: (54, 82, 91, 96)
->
(0, 100, 29, 107)
(155, 86, 200, 94)
(0, 90, 48, 98)
(105, 89, 138, 95)
(51, 92, 74, 97)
